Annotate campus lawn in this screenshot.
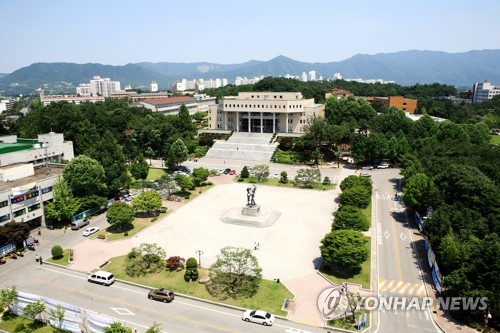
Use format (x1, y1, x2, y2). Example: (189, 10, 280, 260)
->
(105, 255, 293, 316)
(95, 211, 169, 241)
(328, 309, 370, 331)
(47, 248, 71, 266)
(320, 238, 371, 289)
(0, 310, 54, 333)
(237, 177, 335, 190)
(491, 134, 500, 144)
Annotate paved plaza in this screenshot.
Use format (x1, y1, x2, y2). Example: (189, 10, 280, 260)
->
(134, 182, 337, 281)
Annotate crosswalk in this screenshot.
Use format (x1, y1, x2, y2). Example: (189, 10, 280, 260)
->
(379, 308, 431, 321)
(378, 278, 426, 297)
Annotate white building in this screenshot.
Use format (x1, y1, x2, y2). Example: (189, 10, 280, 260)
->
(309, 70, 316, 81)
(0, 132, 75, 228)
(41, 95, 105, 106)
(76, 83, 92, 96)
(208, 92, 324, 134)
(139, 96, 216, 116)
(75, 76, 121, 97)
(301, 72, 308, 82)
(472, 81, 500, 103)
(150, 81, 158, 93)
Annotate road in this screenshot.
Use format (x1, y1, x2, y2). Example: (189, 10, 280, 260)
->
(370, 169, 441, 333)
(1, 262, 330, 333)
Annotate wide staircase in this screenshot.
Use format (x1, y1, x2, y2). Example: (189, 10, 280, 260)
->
(205, 132, 277, 162)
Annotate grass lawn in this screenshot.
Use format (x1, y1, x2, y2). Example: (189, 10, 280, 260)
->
(491, 134, 500, 144)
(46, 248, 71, 266)
(95, 211, 169, 241)
(320, 238, 371, 289)
(0, 310, 54, 333)
(328, 309, 370, 331)
(236, 177, 335, 191)
(105, 255, 293, 316)
(361, 201, 372, 226)
(146, 167, 169, 181)
(172, 183, 215, 202)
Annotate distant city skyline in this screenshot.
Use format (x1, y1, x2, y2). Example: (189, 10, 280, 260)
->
(0, 0, 499, 73)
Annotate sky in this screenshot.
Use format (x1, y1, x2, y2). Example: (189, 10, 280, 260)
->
(0, 0, 499, 73)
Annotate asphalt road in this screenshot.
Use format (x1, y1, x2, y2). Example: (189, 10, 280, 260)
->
(370, 169, 441, 333)
(1, 262, 332, 333)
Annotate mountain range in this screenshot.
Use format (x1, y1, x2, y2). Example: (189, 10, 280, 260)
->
(1, 49, 499, 96)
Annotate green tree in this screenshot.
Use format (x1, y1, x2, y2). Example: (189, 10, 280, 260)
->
(132, 191, 162, 217)
(145, 147, 155, 165)
(168, 139, 188, 167)
(49, 305, 65, 330)
(252, 164, 270, 182)
(44, 176, 81, 225)
(129, 153, 149, 181)
(146, 323, 162, 333)
(295, 168, 321, 188)
(104, 322, 132, 333)
(402, 173, 440, 212)
(174, 174, 194, 191)
(126, 243, 166, 277)
(191, 167, 209, 187)
(340, 175, 372, 192)
(63, 155, 107, 196)
(320, 229, 369, 271)
(106, 202, 134, 231)
(0, 222, 30, 248)
(0, 286, 17, 311)
(207, 246, 262, 299)
(240, 166, 250, 179)
(184, 257, 199, 282)
(23, 300, 45, 322)
(333, 205, 370, 231)
(339, 186, 371, 209)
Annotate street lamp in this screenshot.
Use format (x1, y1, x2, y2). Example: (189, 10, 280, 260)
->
(195, 250, 203, 268)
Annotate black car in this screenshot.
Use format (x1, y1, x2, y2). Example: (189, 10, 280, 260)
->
(223, 168, 231, 174)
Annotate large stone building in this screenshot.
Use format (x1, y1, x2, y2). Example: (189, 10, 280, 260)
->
(0, 132, 74, 228)
(365, 96, 418, 114)
(139, 95, 216, 115)
(208, 92, 324, 133)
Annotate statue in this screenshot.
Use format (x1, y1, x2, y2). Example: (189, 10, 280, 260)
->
(246, 185, 257, 206)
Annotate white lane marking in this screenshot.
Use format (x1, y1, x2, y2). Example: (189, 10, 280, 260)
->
(111, 307, 135, 315)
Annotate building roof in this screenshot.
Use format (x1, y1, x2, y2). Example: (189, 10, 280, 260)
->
(0, 164, 64, 193)
(0, 142, 34, 155)
(331, 88, 353, 96)
(142, 96, 196, 105)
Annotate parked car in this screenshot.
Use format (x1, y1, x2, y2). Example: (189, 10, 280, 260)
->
(88, 271, 115, 286)
(242, 310, 275, 326)
(273, 172, 280, 179)
(71, 218, 89, 230)
(362, 165, 374, 170)
(148, 288, 175, 303)
(223, 168, 231, 174)
(229, 169, 236, 175)
(377, 164, 389, 169)
(83, 227, 100, 237)
(360, 173, 371, 178)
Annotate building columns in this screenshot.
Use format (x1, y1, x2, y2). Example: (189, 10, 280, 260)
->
(286, 113, 289, 133)
(248, 112, 251, 132)
(224, 112, 228, 130)
(236, 112, 239, 132)
(260, 112, 263, 133)
(272, 113, 276, 133)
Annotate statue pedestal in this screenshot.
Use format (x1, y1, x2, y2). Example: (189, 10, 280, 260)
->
(242, 204, 260, 217)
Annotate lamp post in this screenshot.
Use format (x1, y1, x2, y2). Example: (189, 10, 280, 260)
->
(195, 250, 203, 268)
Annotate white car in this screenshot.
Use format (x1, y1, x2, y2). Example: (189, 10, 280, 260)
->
(242, 310, 275, 326)
(273, 172, 280, 179)
(83, 227, 100, 237)
(362, 165, 374, 170)
(377, 164, 389, 169)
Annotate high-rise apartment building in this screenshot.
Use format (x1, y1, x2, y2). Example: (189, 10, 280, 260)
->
(472, 81, 500, 103)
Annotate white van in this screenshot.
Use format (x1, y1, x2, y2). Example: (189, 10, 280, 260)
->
(71, 218, 89, 230)
(87, 271, 115, 286)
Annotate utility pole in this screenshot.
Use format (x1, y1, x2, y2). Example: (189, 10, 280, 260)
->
(195, 250, 203, 268)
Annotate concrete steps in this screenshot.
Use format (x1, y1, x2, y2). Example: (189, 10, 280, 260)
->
(220, 210, 281, 228)
(205, 132, 277, 162)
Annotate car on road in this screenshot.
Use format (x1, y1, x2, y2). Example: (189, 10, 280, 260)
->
(83, 227, 100, 237)
(273, 172, 280, 179)
(242, 310, 275, 326)
(148, 288, 175, 303)
(223, 168, 231, 174)
(88, 271, 115, 286)
(229, 169, 236, 175)
(360, 173, 371, 178)
(362, 165, 374, 170)
(377, 164, 389, 169)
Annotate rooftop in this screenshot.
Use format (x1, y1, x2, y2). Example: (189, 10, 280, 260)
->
(0, 164, 64, 193)
(142, 96, 196, 105)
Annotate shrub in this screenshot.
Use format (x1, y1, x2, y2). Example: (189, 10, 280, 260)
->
(186, 257, 197, 269)
(240, 166, 250, 178)
(238, 178, 244, 182)
(51, 245, 63, 259)
(323, 176, 331, 185)
(184, 267, 199, 282)
(248, 176, 258, 183)
(206, 181, 213, 186)
(166, 256, 185, 270)
(127, 248, 140, 259)
(280, 171, 288, 184)
(124, 231, 128, 236)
